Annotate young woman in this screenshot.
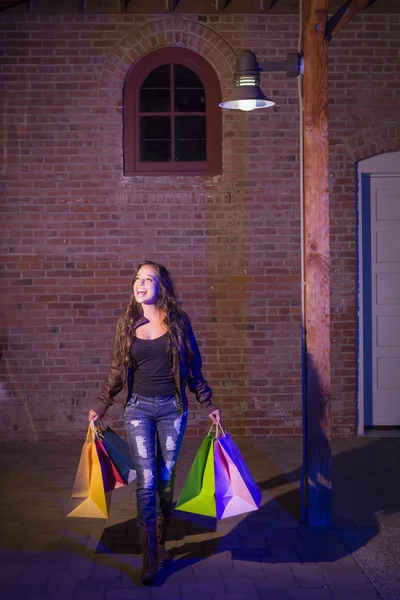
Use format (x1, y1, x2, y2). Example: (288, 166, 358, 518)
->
(88, 260, 221, 584)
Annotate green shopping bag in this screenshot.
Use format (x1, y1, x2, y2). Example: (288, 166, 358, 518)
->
(175, 428, 216, 517)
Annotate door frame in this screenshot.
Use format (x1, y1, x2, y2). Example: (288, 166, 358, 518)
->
(356, 151, 400, 435)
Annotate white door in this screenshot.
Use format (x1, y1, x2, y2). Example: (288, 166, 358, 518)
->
(370, 176, 400, 425)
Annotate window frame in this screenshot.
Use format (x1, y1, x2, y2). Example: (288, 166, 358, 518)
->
(123, 47, 222, 176)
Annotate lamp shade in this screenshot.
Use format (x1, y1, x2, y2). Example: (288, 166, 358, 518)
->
(220, 50, 275, 111)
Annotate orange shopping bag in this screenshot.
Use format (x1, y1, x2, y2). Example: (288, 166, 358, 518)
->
(67, 422, 110, 518)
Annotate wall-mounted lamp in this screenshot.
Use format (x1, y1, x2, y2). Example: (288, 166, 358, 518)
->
(220, 50, 304, 112)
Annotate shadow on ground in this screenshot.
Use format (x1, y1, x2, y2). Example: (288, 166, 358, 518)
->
(97, 435, 400, 586)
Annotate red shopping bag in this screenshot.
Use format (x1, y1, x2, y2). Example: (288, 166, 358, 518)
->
(95, 438, 125, 493)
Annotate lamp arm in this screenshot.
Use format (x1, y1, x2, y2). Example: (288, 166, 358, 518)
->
(259, 53, 304, 78)
(258, 61, 287, 71)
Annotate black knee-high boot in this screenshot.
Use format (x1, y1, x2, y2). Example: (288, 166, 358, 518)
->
(138, 522, 158, 585)
(156, 515, 171, 567)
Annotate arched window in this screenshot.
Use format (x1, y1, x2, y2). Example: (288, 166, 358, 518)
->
(123, 47, 222, 176)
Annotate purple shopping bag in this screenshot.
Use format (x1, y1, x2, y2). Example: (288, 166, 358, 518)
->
(214, 429, 261, 518)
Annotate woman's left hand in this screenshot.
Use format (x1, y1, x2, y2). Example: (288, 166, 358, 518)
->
(208, 408, 221, 424)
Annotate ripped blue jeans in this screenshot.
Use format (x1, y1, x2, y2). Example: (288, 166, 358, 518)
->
(124, 393, 187, 527)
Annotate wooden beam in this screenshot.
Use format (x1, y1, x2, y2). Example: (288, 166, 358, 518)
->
(302, 0, 332, 527)
(214, 0, 231, 10)
(165, 0, 180, 10)
(326, 0, 371, 41)
(119, 0, 130, 11)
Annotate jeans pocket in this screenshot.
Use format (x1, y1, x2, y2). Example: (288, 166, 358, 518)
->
(125, 393, 139, 411)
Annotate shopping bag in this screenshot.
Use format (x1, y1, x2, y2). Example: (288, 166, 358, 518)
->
(175, 429, 216, 517)
(214, 438, 260, 519)
(215, 429, 261, 519)
(67, 423, 110, 518)
(101, 426, 136, 484)
(95, 438, 125, 493)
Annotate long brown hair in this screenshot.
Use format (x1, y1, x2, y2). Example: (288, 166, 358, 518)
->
(118, 261, 193, 379)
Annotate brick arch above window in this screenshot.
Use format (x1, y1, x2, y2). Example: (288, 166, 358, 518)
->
(123, 47, 223, 176)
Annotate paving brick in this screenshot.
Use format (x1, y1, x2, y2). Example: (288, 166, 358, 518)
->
(16, 568, 51, 587)
(332, 594, 381, 600)
(240, 537, 269, 550)
(172, 596, 210, 600)
(0, 583, 46, 600)
(28, 596, 73, 600)
(326, 581, 379, 594)
(73, 591, 107, 600)
(211, 594, 258, 600)
(318, 564, 368, 578)
(193, 569, 224, 581)
(159, 567, 195, 583)
(261, 564, 296, 577)
(91, 563, 122, 579)
(255, 591, 289, 600)
(286, 589, 336, 599)
(73, 579, 115, 597)
(199, 551, 233, 567)
(294, 573, 329, 588)
(181, 581, 226, 595)
(254, 578, 299, 591)
(216, 537, 243, 551)
(219, 568, 256, 579)
(225, 578, 257, 594)
(43, 571, 78, 595)
(63, 560, 95, 579)
(149, 584, 181, 597)
(232, 560, 263, 573)
(105, 589, 150, 599)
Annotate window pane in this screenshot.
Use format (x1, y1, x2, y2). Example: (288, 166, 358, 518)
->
(175, 116, 206, 140)
(140, 65, 171, 112)
(174, 64, 203, 88)
(140, 116, 171, 162)
(175, 116, 206, 162)
(175, 140, 206, 162)
(141, 140, 171, 162)
(140, 88, 170, 113)
(174, 64, 205, 112)
(140, 116, 171, 140)
(175, 89, 205, 112)
(142, 64, 170, 89)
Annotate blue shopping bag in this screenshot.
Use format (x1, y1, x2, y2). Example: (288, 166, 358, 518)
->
(101, 426, 136, 484)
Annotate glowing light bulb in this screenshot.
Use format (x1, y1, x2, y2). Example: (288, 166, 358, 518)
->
(238, 99, 257, 112)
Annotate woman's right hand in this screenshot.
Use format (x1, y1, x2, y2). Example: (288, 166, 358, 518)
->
(88, 409, 99, 423)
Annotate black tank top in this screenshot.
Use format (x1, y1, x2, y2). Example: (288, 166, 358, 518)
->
(130, 333, 177, 396)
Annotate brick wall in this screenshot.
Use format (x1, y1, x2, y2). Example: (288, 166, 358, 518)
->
(1, 7, 400, 440)
(329, 14, 400, 434)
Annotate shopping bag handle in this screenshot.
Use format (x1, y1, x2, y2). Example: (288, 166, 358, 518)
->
(216, 420, 227, 438)
(89, 419, 105, 439)
(207, 421, 227, 439)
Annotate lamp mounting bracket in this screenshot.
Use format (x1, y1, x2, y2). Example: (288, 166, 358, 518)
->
(259, 53, 303, 78)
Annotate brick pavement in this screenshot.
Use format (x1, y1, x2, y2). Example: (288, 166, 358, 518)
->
(0, 436, 399, 600)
